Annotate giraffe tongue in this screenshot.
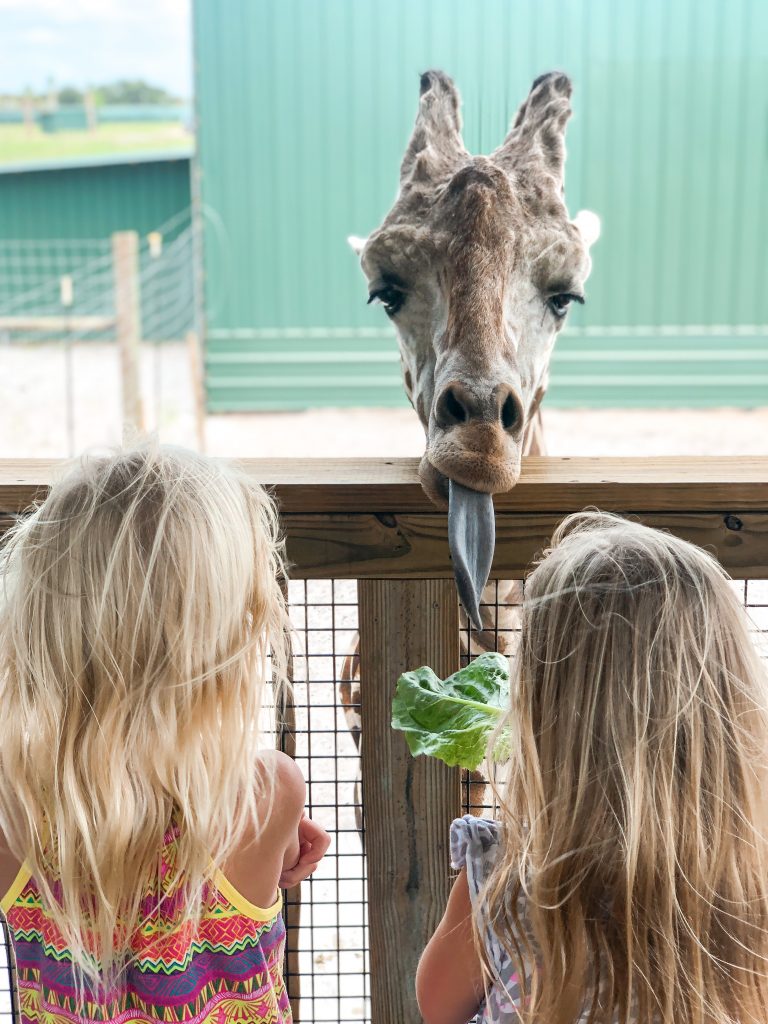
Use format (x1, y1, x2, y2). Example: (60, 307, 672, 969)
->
(448, 480, 495, 632)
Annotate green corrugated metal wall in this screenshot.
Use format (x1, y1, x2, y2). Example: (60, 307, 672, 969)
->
(193, 0, 768, 410)
(0, 154, 191, 240)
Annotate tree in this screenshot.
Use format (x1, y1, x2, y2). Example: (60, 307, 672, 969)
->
(58, 85, 84, 105)
(95, 80, 179, 105)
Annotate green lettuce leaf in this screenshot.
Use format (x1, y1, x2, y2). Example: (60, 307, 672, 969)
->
(391, 652, 510, 770)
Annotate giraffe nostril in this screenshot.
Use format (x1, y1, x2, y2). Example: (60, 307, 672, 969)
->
(436, 385, 470, 427)
(445, 388, 468, 424)
(500, 392, 523, 433)
(436, 382, 523, 431)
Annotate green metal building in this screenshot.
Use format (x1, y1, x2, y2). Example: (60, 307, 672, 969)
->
(193, 0, 768, 410)
(0, 152, 193, 338)
(0, 151, 191, 241)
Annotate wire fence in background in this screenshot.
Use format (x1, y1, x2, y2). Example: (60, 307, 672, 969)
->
(282, 580, 368, 1024)
(0, 209, 192, 339)
(0, 210, 198, 456)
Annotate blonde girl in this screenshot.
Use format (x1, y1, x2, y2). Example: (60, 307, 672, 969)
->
(0, 444, 329, 1024)
(417, 511, 768, 1024)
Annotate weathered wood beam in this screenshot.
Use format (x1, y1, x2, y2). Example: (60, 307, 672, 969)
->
(282, 512, 768, 579)
(0, 315, 115, 332)
(359, 579, 460, 1024)
(1, 457, 768, 515)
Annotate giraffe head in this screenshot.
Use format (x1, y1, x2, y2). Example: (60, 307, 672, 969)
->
(351, 70, 599, 499)
(350, 71, 599, 622)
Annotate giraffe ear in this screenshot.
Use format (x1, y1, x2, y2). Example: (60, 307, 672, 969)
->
(347, 235, 368, 256)
(573, 209, 601, 249)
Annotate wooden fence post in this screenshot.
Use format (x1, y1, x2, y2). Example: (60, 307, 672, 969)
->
(359, 579, 461, 1023)
(111, 231, 145, 439)
(185, 330, 207, 452)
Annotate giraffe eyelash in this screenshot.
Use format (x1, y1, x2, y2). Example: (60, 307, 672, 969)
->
(368, 284, 406, 316)
(548, 292, 584, 318)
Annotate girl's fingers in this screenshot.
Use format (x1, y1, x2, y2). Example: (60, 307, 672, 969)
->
(299, 819, 331, 847)
(280, 862, 318, 888)
(293, 822, 331, 866)
(298, 841, 328, 867)
(281, 818, 331, 886)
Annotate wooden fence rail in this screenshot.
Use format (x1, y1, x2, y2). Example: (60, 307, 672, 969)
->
(2, 456, 768, 1023)
(3, 456, 768, 576)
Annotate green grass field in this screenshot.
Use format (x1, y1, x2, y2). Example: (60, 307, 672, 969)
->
(0, 121, 193, 166)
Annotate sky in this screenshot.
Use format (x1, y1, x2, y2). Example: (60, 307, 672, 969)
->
(0, 0, 192, 97)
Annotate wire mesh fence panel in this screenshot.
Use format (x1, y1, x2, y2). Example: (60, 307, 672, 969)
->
(0, 211, 198, 457)
(459, 577, 768, 819)
(739, 579, 768, 660)
(282, 579, 369, 1024)
(0, 917, 17, 1024)
(0, 239, 113, 325)
(0, 210, 194, 344)
(0, 571, 765, 1024)
(276, 573, 768, 1022)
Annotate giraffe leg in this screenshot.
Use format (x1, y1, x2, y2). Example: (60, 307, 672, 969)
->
(339, 635, 363, 835)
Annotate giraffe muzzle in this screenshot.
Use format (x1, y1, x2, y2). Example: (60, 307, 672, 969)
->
(425, 377, 525, 495)
(424, 420, 523, 497)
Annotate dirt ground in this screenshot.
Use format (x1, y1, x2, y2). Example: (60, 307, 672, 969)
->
(2, 340, 768, 459)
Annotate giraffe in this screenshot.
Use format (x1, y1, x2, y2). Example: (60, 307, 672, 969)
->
(342, 69, 599, 804)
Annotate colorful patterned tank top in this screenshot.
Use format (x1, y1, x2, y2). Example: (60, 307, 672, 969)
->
(0, 832, 291, 1024)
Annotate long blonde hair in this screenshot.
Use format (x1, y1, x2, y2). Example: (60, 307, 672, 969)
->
(0, 443, 290, 986)
(484, 511, 768, 1024)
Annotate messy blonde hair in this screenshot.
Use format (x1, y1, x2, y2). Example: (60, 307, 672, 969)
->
(0, 443, 290, 987)
(484, 511, 768, 1024)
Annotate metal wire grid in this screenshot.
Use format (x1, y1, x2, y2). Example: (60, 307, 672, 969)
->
(0, 239, 112, 321)
(460, 580, 524, 820)
(282, 579, 368, 1024)
(459, 577, 768, 817)
(736, 579, 768, 659)
(0, 577, 764, 1024)
(0, 916, 18, 1024)
(0, 211, 197, 457)
(276, 575, 768, 1022)
(0, 209, 193, 340)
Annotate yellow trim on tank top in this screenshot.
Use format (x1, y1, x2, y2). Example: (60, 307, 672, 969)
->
(0, 862, 31, 914)
(1, 861, 282, 923)
(214, 870, 282, 921)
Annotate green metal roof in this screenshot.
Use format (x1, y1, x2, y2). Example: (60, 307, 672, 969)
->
(0, 149, 193, 176)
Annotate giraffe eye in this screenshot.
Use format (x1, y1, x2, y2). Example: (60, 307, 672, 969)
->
(548, 292, 584, 319)
(368, 284, 406, 317)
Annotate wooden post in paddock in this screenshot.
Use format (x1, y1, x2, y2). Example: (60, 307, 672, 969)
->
(112, 231, 145, 440)
(359, 579, 461, 1023)
(185, 330, 207, 452)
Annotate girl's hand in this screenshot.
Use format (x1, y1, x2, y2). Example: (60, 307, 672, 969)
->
(279, 815, 331, 888)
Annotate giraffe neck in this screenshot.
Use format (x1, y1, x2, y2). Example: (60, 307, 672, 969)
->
(523, 404, 546, 457)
